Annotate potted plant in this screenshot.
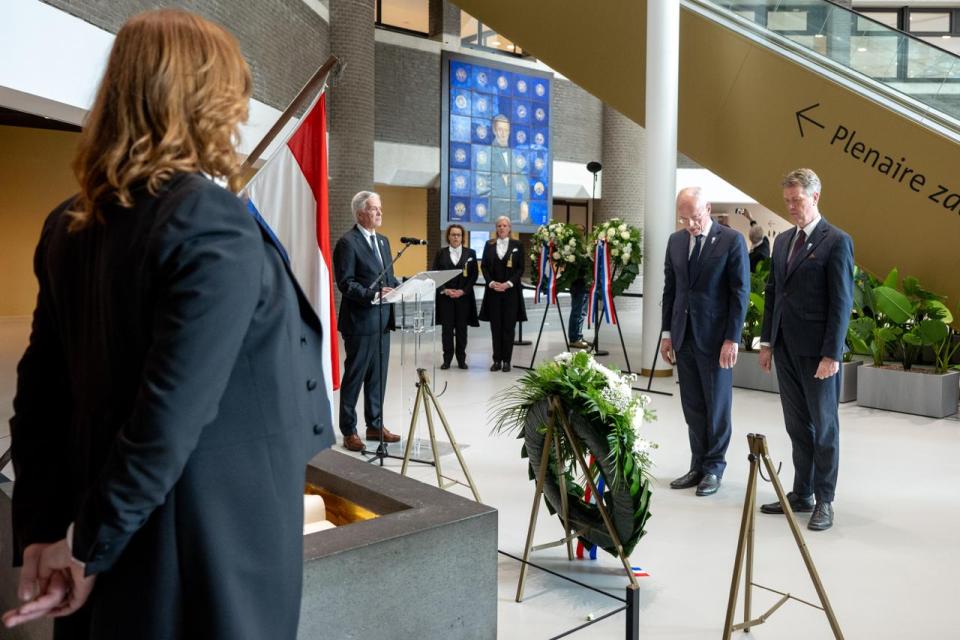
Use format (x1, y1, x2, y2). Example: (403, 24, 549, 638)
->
(853, 269, 960, 418)
(492, 351, 656, 557)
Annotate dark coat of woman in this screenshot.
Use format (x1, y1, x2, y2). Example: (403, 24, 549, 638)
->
(10, 174, 334, 639)
(432, 245, 479, 367)
(478, 238, 527, 368)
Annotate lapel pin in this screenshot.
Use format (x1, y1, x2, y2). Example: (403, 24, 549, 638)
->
(711, 237, 717, 245)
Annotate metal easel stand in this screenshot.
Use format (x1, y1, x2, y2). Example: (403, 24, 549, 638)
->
(516, 396, 639, 602)
(723, 433, 844, 639)
(399, 368, 482, 502)
(515, 294, 569, 372)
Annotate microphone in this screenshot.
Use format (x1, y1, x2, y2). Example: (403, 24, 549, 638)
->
(400, 236, 427, 245)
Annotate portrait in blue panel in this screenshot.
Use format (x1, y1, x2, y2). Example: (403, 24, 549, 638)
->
(491, 114, 511, 149)
(471, 144, 491, 172)
(451, 61, 472, 88)
(513, 99, 532, 125)
(513, 175, 530, 202)
(512, 125, 530, 149)
(449, 196, 469, 222)
(532, 102, 549, 125)
(473, 172, 491, 197)
(529, 150, 548, 177)
(529, 201, 549, 225)
(450, 169, 471, 197)
(491, 198, 512, 218)
(512, 200, 531, 225)
(493, 69, 512, 96)
(450, 142, 471, 170)
(529, 177, 548, 201)
(490, 146, 511, 174)
(470, 198, 491, 223)
(532, 78, 550, 103)
(531, 128, 549, 150)
(514, 76, 530, 99)
(472, 65, 493, 93)
(451, 89, 471, 116)
(471, 118, 492, 145)
(471, 92, 492, 118)
(450, 115, 471, 144)
(512, 149, 529, 174)
(491, 171, 511, 199)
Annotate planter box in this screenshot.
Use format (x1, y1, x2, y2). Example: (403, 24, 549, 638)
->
(733, 350, 780, 393)
(857, 364, 960, 418)
(839, 360, 863, 404)
(0, 450, 498, 640)
(734, 351, 862, 403)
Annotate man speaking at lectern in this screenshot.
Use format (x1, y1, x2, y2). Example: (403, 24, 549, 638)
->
(333, 191, 401, 452)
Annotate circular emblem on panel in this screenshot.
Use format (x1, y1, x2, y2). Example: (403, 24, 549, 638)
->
(533, 181, 545, 196)
(477, 150, 489, 165)
(516, 79, 528, 93)
(476, 96, 488, 112)
(497, 76, 508, 91)
(534, 156, 545, 172)
(475, 203, 487, 218)
(535, 82, 545, 97)
(455, 95, 468, 110)
(475, 123, 488, 139)
(477, 71, 488, 87)
(455, 68, 468, 83)
(454, 201, 466, 216)
(454, 175, 467, 190)
(516, 104, 527, 119)
(454, 148, 467, 163)
(535, 107, 546, 122)
(534, 132, 545, 146)
(515, 154, 527, 170)
(516, 130, 527, 145)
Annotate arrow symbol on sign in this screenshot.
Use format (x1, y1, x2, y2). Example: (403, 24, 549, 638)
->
(796, 103, 825, 138)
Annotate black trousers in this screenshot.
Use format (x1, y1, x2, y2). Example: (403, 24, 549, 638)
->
(441, 314, 469, 365)
(774, 339, 841, 502)
(339, 332, 391, 436)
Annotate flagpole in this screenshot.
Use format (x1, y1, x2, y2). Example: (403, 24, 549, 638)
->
(241, 55, 344, 173)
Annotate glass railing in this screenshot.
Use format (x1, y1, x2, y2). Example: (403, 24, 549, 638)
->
(701, 0, 960, 123)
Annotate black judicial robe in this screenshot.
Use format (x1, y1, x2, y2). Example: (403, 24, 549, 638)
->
(10, 173, 334, 639)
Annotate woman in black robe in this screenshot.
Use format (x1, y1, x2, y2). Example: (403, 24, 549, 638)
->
(478, 216, 527, 372)
(431, 224, 479, 369)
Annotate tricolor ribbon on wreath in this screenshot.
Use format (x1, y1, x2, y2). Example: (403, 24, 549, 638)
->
(534, 241, 559, 304)
(587, 239, 617, 327)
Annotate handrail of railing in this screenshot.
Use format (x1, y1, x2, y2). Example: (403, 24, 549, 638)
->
(684, 0, 960, 143)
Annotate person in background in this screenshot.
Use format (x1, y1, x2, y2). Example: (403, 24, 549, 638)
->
(479, 216, 526, 372)
(432, 224, 479, 370)
(740, 208, 771, 272)
(567, 223, 590, 350)
(3, 10, 333, 637)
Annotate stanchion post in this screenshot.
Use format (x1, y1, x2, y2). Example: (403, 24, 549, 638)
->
(625, 584, 640, 640)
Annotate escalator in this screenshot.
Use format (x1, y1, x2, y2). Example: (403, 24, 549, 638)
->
(453, 0, 960, 305)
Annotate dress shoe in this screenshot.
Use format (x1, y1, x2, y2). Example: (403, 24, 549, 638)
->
(759, 491, 815, 514)
(457, 362, 468, 370)
(440, 362, 450, 370)
(490, 362, 502, 371)
(342, 434, 364, 452)
(696, 474, 720, 496)
(366, 427, 401, 443)
(807, 502, 834, 531)
(570, 339, 591, 350)
(502, 363, 512, 372)
(669, 470, 703, 490)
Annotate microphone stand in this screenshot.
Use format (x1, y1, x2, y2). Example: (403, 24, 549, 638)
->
(364, 240, 417, 466)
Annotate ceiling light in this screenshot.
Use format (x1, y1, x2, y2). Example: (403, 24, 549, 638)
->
(814, 34, 824, 38)
(942, 35, 952, 39)
(857, 47, 868, 52)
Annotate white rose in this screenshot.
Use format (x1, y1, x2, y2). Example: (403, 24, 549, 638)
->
(606, 228, 616, 238)
(621, 231, 630, 240)
(552, 251, 561, 260)
(622, 253, 630, 264)
(565, 254, 575, 263)
(623, 244, 632, 254)
(618, 223, 627, 232)
(568, 238, 576, 247)
(611, 248, 620, 256)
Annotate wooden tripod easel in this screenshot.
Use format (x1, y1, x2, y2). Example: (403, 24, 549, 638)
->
(515, 396, 639, 602)
(400, 368, 482, 502)
(723, 433, 844, 639)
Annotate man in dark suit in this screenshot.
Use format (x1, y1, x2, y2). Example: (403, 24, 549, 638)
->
(660, 187, 749, 497)
(759, 168, 854, 531)
(740, 208, 771, 272)
(333, 191, 401, 452)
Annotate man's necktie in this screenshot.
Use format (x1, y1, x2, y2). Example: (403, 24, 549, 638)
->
(369, 234, 383, 267)
(787, 229, 807, 269)
(688, 234, 703, 281)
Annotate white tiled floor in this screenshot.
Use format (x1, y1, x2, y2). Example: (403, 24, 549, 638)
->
(3, 304, 959, 638)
